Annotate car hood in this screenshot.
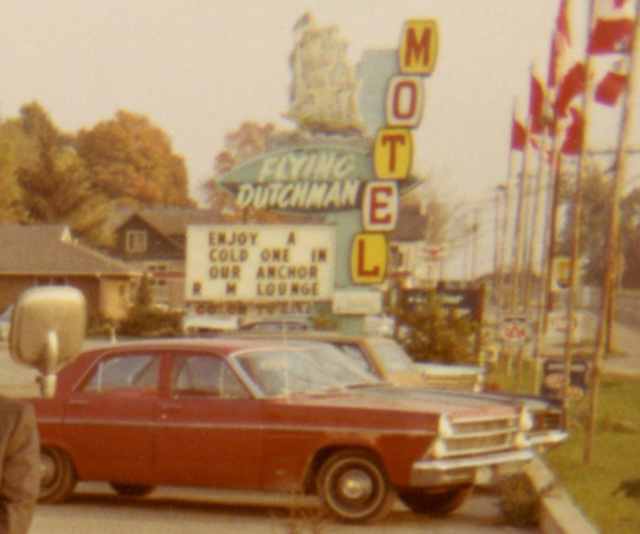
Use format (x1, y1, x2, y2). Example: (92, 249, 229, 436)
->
(267, 387, 519, 421)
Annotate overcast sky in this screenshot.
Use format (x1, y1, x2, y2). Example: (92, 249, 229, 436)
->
(0, 0, 633, 274)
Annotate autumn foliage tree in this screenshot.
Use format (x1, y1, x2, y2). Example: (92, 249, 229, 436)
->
(75, 110, 193, 208)
(14, 102, 114, 248)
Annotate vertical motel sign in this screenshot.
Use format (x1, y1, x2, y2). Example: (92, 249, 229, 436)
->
(352, 19, 438, 284)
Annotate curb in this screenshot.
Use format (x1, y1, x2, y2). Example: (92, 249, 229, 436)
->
(525, 457, 600, 534)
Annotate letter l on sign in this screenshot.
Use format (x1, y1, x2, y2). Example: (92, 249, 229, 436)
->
(351, 233, 388, 284)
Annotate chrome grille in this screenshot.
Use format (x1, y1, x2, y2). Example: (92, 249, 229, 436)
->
(435, 414, 522, 458)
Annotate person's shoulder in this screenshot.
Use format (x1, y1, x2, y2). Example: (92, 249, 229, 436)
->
(0, 395, 31, 415)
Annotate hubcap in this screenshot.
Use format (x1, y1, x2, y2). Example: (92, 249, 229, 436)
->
(338, 469, 374, 502)
(41, 455, 55, 486)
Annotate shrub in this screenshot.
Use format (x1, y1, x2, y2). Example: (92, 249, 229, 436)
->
(393, 292, 477, 364)
(497, 473, 539, 527)
(118, 306, 182, 338)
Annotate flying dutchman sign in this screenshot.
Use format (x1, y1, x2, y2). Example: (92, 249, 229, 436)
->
(218, 144, 417, 214)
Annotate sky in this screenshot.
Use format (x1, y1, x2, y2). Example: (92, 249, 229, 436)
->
(0, 0, 633, 276)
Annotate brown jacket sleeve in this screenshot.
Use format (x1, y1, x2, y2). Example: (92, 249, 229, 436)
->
(0, 399, 40, 534)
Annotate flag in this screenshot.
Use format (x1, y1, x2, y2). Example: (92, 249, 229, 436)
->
(554, 62, 586, 116)
(511, 118, 526, 151)
(548, 0, 573, 88)
(530, 73, 546, 133)
(561, 107, 583, 155)
(595, 68, 628, 105)
(588, 0, 635, 54)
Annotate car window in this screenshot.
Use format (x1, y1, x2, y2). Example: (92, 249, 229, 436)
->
(334, 343, 374, 374)
(369, 340, 416, 373)
(83, 354, 160, 394)
(235, 349, 338, 397)
(172, 354, 250, 399)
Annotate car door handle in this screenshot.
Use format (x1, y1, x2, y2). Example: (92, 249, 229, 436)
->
(68, 399, 89, 406)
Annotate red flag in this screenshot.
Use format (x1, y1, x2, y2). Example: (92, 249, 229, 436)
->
(554, 62, 585, 117)
(548, 0, 573, 88)
(588, 0, 635, 54)
(595, 69, 628, 105)
(561, 108, 583, 155)
(511, 118, 526, 151)
(529, 74, 545, 133)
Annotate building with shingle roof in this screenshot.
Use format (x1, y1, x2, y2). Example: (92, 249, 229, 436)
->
(111, 207, 223, 310)
(0, 224, 140, 320)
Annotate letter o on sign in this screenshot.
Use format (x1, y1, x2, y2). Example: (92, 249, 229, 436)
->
(386, 76, 424, 128)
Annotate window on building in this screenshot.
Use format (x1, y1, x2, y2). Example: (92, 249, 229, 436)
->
(126, 230, 148, 253)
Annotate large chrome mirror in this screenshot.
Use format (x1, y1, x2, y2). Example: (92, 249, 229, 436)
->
(9, 286, 86, 398)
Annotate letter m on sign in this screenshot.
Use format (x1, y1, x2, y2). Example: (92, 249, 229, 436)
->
(399, 20, 438, 76)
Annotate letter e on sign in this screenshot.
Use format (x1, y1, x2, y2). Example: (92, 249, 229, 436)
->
(399, 19, 438, 75)
(362, 182, 398, 232)
(374, 128, 412, 180)
(351, 233, 388, 284)
(386, 76, 424, 128)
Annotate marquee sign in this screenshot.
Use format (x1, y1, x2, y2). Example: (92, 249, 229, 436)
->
(186, 225, 336, 303)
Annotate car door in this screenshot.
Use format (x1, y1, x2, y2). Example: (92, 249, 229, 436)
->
(155, 351, 264, 489)
(61, 351, 161, 483)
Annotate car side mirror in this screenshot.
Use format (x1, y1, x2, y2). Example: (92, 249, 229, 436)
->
(9, 286, 86, 398)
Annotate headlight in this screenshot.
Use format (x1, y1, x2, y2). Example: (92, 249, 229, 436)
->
(438, 414, 454, 438)
(430, 437, 448, 459)
(519, 408, 534, 432)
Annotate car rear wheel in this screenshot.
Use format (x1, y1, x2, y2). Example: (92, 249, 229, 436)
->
(398, 485, 473, 516)
(39, 447, 77, 504)
(317, 450, 396, 523)
(110, 484, 156, 498)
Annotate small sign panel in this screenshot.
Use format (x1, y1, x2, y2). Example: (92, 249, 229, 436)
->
(374, 128, 413, 179)
(386, 76, 424, 128)
(186, 225, 336, 302)
(399, 20, 438, 75)
(351, 233, 388, 284)
(361, 182, 398, 232)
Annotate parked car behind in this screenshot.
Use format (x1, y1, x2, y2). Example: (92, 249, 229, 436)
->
(24, 338, 535, 523)
(225, 332, 567, 450)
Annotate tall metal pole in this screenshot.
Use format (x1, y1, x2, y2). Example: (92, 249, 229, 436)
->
(562, 0, 597, 404)
(586, 0, 640, 465)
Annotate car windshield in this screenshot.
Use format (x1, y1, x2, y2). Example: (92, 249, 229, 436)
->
(369, 339, 417, 374)
(293, 342, 380, 386)
(234, 348, 343, 397)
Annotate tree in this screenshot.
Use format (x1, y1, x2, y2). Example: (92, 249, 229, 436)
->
(0, 121, 26, 223)
(202, 121, 311, 224)
(75, 110, 193, 208)
(394, 292, 477, 364)
(15, 102, 113, 248)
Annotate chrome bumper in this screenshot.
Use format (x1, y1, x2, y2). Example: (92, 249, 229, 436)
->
(410, 449, 535, 487)
(530, 430, 569, 449)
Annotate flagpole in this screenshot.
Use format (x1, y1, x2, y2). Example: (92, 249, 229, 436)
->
(562, 0, 597, 405)
(586, 0, 640, 466)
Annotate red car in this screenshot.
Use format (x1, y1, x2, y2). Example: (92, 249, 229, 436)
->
(26, 338, 534, 523)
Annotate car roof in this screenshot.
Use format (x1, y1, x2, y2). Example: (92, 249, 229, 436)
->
(80, 337, 303, 358)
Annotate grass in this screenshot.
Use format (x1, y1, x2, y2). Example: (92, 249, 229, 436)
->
(544, 374, 640, 534)
(486, 360, 640, 533)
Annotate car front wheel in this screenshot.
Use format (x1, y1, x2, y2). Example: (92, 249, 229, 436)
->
(317, 450, 396, 523)
(39, 447, 77, 504)
(398, 485, 472, 516)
